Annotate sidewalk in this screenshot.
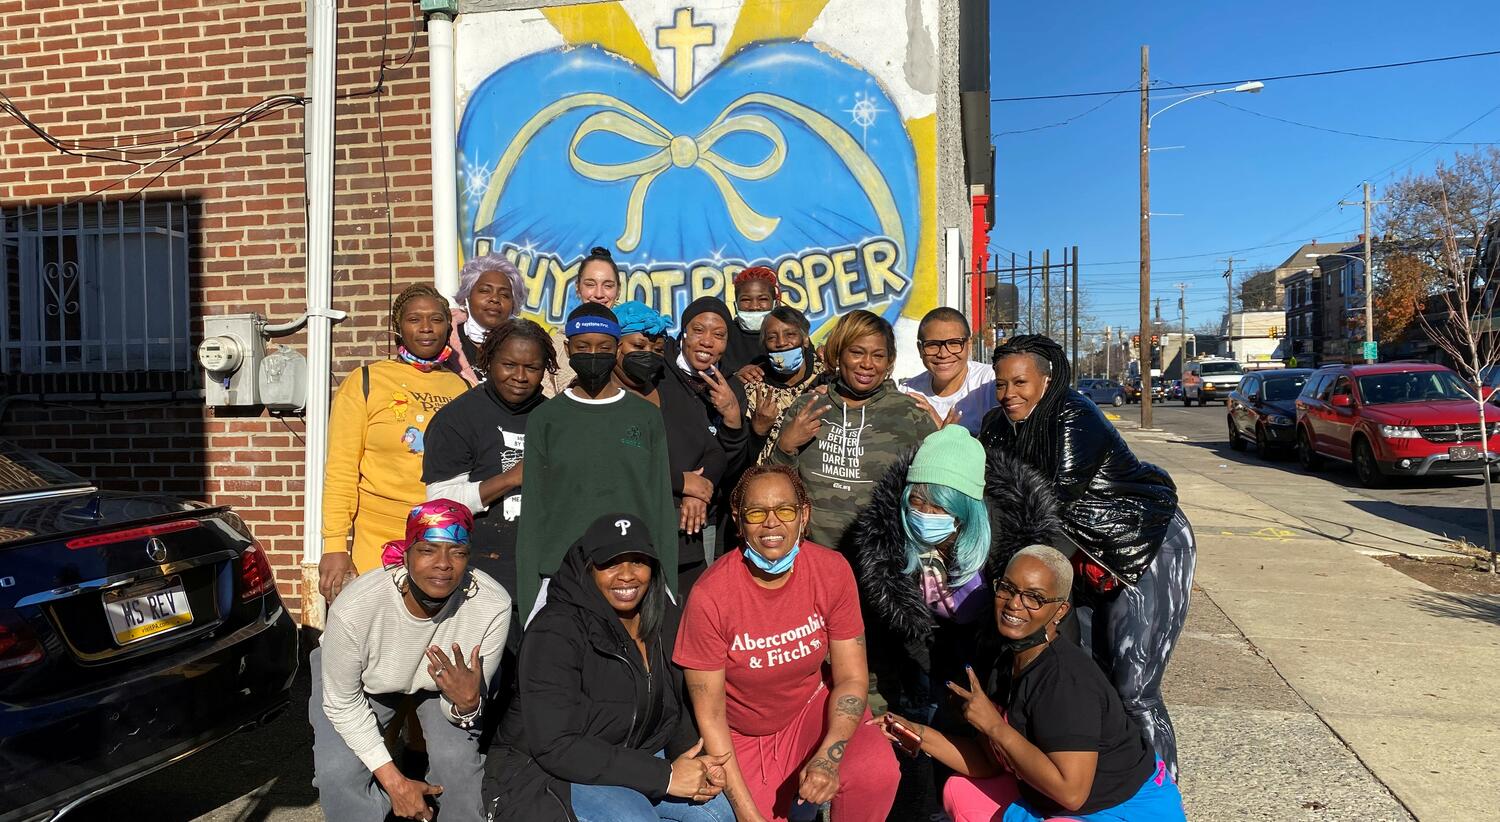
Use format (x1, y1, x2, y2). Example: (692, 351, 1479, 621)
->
(1128, 423, 1500, 822)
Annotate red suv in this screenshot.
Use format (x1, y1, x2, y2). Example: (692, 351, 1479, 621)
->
(1294, 362, 1499, 487)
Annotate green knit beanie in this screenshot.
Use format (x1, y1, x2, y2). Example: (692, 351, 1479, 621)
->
(906, 425, 985, 500)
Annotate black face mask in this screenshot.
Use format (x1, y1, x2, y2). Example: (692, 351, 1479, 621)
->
(407, 574, 456, 612)
(621, 351, 665, 386)
(997, 627, 1052, 654)
(834, 376, 883, 401)
(570, 352, 616, 394)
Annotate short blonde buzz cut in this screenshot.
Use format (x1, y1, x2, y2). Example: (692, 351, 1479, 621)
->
(1005, 544, 1074, 600)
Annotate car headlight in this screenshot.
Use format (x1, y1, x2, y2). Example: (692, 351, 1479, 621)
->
(1380, 424, 1421, 439)
(1267, 415, 1294, 426)
(1204, 382, 1215, 391)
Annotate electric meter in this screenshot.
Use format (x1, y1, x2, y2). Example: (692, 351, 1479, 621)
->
(198, 336, 244, 373)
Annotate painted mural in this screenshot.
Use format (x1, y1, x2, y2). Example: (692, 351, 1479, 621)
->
(455, 0, 938, 336)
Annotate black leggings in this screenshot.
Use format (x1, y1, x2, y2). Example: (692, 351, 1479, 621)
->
(1076, 508, 1196, 779)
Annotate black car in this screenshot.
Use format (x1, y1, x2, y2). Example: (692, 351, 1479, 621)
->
(0, 441, 297, 821)
(1227, 369, 1314, 457)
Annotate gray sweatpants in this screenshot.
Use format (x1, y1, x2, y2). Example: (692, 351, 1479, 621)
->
(1077, 508, 1197, 780)
(309, 648, 486, 822)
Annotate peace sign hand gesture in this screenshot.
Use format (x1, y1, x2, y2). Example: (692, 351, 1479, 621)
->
(946, 664, 1006, 738)
(776, 397, 831, 454)
(426, 643, 483, 717)
(702, 367, 743, 429)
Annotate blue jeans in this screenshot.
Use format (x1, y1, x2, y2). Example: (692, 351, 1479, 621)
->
(570, 751, 735, 822)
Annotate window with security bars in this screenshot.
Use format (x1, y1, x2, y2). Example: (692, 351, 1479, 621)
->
(1, 202, 192, 379)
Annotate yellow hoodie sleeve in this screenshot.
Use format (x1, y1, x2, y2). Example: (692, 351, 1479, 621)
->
(321, 367, 368, 551)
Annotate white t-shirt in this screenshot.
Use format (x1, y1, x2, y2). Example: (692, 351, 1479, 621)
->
(900, 360, 997, 435)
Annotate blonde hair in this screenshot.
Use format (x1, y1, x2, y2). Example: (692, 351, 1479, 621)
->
(823, 310, 896, 374)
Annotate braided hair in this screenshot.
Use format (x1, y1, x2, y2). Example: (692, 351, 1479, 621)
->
(477, 317, 559, 377)
(991, 334, 1071, 474)
(390, 283, 451, 338)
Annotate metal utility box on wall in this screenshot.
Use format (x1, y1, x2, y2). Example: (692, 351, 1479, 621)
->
(198, 314, 264, 407)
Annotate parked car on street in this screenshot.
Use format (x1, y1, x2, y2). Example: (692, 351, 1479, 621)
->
(0, 440, 298, 821)
(1293, 363, 1500, 487)
(1227, 369, 1313, 457)
(1079, 378, 1126, 407)
(1167, 380, 1184, 401)
(1183, 357, 1246, 405)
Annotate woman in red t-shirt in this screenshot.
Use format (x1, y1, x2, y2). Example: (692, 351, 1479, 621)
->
(674, 464, 899, 822)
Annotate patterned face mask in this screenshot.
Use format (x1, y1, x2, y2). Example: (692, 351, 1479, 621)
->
(397, 344, 455, 372)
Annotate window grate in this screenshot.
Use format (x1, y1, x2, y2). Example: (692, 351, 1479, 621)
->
(1, 202, 193, 377)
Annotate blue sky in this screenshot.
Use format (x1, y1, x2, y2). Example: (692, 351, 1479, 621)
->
(988, 1, 1500, 334)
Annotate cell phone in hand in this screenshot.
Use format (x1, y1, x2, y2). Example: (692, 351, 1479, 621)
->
(888, 717, 921, 755)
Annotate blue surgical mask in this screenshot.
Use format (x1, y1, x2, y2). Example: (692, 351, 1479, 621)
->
(744, 540, 800, 575)
(737, 310, 770, 332)
(907, 508, 957, 545)
(768, 346, 806, 374)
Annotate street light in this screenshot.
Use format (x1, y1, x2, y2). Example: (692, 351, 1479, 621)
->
(1140, 46, 1264, 428)
(1307, 251, 1376, 363)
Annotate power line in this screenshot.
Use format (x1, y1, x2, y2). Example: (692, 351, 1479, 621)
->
(1208, 97, 1499, 146)
(991, 48, 1500, 102)
(994, 93, 1127, 137)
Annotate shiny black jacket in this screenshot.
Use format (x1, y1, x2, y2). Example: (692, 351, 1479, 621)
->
(483, 545, 697, 821)
(978, 391, 1177, 584)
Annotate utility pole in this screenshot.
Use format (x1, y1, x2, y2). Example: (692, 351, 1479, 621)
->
(1175, 282, 1189, 372)
(1043, 248, 1052, 337)
(1340, 181, 1382, 363)
(1060, 246, 1069, 352)
(1139, 44, 1152, 429)
(1222, 257, 1235, 360)
(1105, 325, 1112, 381)
(1071, 245, 1080, 385)
(1026, 251, 1034, 333)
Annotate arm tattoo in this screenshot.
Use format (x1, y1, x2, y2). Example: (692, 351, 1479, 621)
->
(854, 634, 866, 646)
(826, 739, 848, 764)
(809, 756, 839, 776)
(834, 695, 865, 719)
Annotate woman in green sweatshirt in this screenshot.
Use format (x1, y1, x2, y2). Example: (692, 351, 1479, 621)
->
(770, 310, 936, 555)
(513, 303, 679, 621)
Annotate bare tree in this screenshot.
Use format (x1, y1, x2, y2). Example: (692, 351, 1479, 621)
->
(1413, 189, 1499, 573)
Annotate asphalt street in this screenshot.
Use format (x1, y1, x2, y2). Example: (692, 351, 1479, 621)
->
(1130, 401, 1497, 551)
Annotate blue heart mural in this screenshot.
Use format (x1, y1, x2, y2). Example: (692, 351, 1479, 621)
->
(457, 40, 921, 331)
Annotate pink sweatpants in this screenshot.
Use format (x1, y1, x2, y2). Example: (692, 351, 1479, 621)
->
(943, 772, 1082, 822)
(731, 684, 900, 822)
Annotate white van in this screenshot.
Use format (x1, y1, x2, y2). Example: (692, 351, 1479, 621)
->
(1182, 358, 1245, 406)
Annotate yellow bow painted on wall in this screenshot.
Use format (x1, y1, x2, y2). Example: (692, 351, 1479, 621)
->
(473, 91, 905, 263)
(569, 108, 785, 252)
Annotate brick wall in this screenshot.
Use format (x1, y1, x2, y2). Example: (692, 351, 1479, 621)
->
(0, 0, 439, 618)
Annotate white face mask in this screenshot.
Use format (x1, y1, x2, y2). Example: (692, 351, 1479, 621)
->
(737, 309, 770, 332)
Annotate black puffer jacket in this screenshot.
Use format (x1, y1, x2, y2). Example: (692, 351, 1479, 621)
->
(483, 545, 697, 821)
(850, 446, 1063, 675)
(978, 391, 1177, 584)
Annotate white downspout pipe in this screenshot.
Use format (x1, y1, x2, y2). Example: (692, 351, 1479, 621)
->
(427, 6, 460, 299)
(300, 0, 339, 629)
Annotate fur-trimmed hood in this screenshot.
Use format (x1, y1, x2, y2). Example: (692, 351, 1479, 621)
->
(850, 444, 1063, 649)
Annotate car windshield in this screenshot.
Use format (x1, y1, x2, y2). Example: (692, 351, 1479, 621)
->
(1263, 377, 1307, 401)
(0, 440, 87, 497)
(1199, 362, 1243, 377)
(1357, 371, 1471, 404)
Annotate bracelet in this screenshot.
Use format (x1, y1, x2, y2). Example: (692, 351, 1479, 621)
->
(450, 701, 482, 729)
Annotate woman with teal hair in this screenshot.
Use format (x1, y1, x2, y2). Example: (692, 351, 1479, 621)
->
(851, 424, 1064, 718)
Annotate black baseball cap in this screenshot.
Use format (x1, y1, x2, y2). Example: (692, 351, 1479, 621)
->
(577, 513, 657, 565)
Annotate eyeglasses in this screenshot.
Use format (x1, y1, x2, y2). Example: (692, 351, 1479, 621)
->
(740, 505, 800, 524)
(919, 337, 967, 355)
(992, 578, 1067, 611)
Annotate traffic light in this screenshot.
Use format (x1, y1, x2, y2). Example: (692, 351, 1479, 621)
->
(1132, 334, 1141, 347)
(1268, 326, 1279, 338)
(1150, 334, 1160, 347)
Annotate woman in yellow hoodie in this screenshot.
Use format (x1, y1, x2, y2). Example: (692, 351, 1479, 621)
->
(319, 284, 470, 602)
